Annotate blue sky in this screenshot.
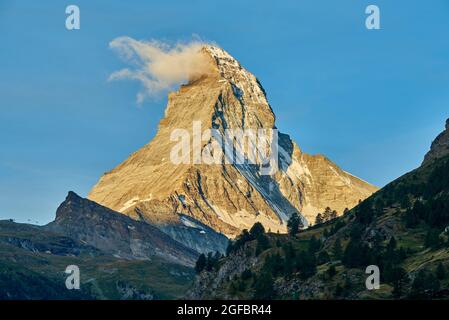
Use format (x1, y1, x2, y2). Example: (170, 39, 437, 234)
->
(1, 1, 448, 224)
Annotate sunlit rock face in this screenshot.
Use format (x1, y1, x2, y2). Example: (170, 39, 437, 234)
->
(89, 46, 377, 238)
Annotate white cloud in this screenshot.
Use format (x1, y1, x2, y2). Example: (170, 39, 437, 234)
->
(108, 37, 214, 103)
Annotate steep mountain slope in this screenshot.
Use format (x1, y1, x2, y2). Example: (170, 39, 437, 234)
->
(189, 118, 449, 299)
(89, 45, 377, 238)
(44, 192, 198, 266)
(158, 215, 228, 254)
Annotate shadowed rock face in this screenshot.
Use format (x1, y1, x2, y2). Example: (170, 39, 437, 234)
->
(159, 215, 228, 255)
(44, 192, 199, 266)
(423, 118, 449, 166)
(88, 46, 377, 238)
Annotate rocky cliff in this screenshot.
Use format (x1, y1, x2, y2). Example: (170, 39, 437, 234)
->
(423, 118, 449, 165)
(45, 191, 198, 266)
(89, 46, 377, 238)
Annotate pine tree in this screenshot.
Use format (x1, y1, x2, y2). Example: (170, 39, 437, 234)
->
(332, 238, 343, 260)
(205, 252, 215, 271)
(425, 229, 441, 249)
(387, 236, 397, 250)
(315, 213, 324, 225)
(256, 233, 270, 256)
(391, 267, 409, 299)
(385, 236, 398, 263)
(249, 222, 265, 239)
(342, 240, 370, 268)
(330, 210, 338, 220)
(374, 198, 385, 214)
(195, 254, 206, 274)
(322, 207, 332, 222)
(253, 272, 274, 300)
(296, 251, 317, 279)
(400, 196, 411, 209)
(436, 262, 446, 280)
(287, 214, 302, 236)
(308, 236, 322, 254)
(229, 229, 253, 253)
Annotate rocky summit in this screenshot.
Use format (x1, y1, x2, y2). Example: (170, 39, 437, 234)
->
(89, 46, 377, 238)
(423, 118, 449, 166)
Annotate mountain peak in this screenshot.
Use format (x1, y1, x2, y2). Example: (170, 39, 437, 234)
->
(198, 46, 269, 107)
(48, 192, 199, 265)
(66, 190, 81, 201)
(88, 46, 377, 237)
(423, 118, 449, 165)
(201, 45, 242, 74)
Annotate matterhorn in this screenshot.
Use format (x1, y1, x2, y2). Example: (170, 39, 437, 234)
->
(89, 45, 377, 239)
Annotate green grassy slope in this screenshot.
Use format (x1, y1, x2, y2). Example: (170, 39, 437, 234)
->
(0, 222, 194, 300)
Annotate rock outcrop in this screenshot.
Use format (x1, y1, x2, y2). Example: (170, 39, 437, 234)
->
(89, 46, 377, 238)
(45, 191, 199, 266)
(423, 118, 449, 166)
